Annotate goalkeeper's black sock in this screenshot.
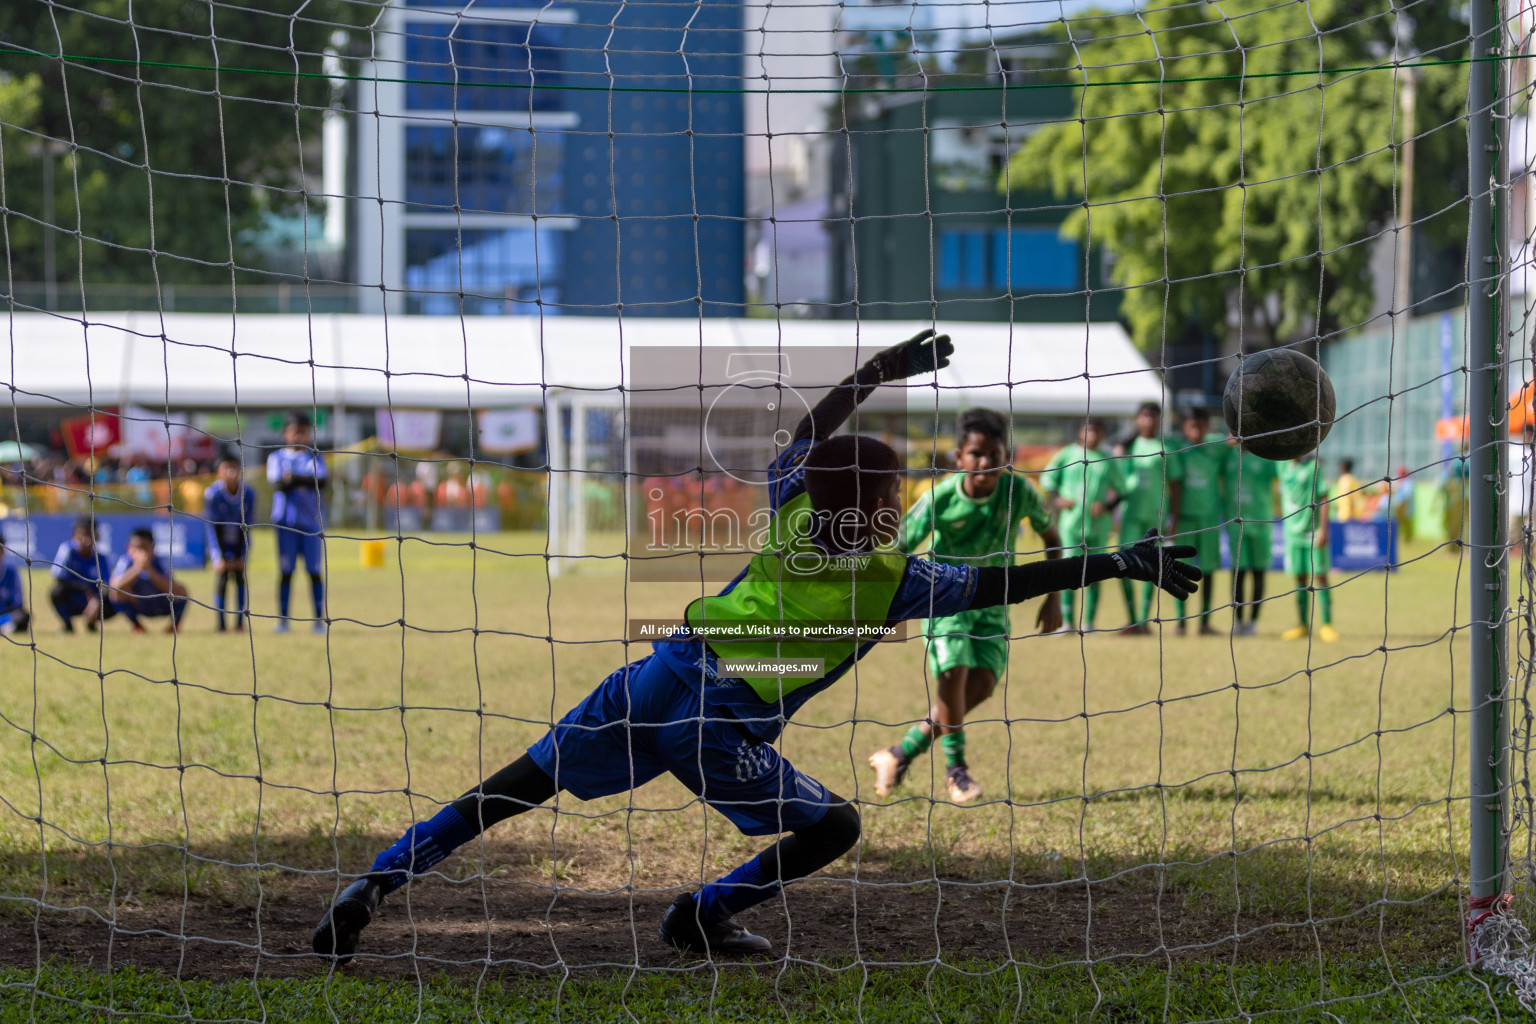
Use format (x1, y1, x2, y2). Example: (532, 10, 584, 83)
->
(214, 570, 229, 630)
(1232, 570, 1249, 622)
(695, 796, 859, 924)
(1250, 572, 1266, 622)
(231, 569, 247, 624)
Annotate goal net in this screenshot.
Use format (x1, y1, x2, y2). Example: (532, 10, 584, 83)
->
(1, 0, 1535, 1018)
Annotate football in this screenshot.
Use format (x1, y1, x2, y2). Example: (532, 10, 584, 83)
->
(1222, 348, 1336, 461)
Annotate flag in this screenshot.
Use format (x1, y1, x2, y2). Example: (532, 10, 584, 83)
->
(61, 409, 121, 458)
(376, 408, 442, 450)
(478, 407, 540, 454)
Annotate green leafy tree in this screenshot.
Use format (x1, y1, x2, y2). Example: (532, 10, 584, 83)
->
(1007, 0, 1467, 351)
(0, 0, 379, 293)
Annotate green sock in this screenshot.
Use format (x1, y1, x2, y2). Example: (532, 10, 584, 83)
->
(1061, 590, 1076, 629)
(1119, 578, 1137, 624)
(899, 725, 932, 762)
(1319, 585, 1332, 626)
(1084, 583, 1099, 627)
(1139, 580, 1154, 624)
(1296, 588, 1310, 627)
(939, 731, 966, 769)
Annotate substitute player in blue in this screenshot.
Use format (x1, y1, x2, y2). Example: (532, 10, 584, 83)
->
(49, 516, 115, 632)
(268, 412, 327, 634)
(311, 331, 1202, 962)
(0, 536, 31, 635)
(205, 453, 258, 632)
(109, 527, 190, 633)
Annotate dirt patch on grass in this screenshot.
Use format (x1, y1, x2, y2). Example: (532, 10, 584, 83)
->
(0, 848, 1463, 979)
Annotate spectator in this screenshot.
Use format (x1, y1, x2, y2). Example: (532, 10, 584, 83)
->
(436, 465, 471, 508)
(1389, 465, 1416, 544)
(125, 456, 153, 507)
(1334, 458, 1370, 522)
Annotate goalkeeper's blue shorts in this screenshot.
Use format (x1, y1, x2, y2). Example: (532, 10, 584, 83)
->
(527, 654, 835, 837)
(275, 526, 324, 574)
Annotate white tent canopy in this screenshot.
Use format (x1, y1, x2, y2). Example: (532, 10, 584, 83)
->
(2, 313, 1162, 416)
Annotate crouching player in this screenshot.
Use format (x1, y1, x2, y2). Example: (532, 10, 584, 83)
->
(311, 331, 1201, 962)
(50, 517, 114, 633)
(109, 528, 189, 633)
(205, 453, 258, 631)
(867, 407, 1062, 804)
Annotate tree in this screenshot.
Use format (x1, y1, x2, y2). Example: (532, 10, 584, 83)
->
(0, 0, 380, 293)
(1007, 0, 1467, 352)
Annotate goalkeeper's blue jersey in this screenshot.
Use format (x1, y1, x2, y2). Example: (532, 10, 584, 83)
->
(651, 438, 977, 742)
(267, 448, 327, 532)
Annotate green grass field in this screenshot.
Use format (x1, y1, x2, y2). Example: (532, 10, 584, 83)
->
(0, 531, 1524, 1020)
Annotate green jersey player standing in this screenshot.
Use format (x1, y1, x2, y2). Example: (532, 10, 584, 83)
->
(1226, 443, 1278, 635)
(1041, 417, 1127, 631)
(1115, 402, 1179, 634)
(1277, 453, 1338, 643)
(869, 408, 1063, 804)
(1169, 407, 1230, 635)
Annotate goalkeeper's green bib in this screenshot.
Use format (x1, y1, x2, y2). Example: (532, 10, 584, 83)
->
(686, 493, 907, 703)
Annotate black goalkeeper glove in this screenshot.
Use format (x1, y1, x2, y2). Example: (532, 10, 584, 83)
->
(866, 328, 954, 383)
(1110, 530, 1202, 600)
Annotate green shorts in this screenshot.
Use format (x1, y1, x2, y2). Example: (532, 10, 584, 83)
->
(922, 607, 1010, 678)
(1283, 540, 1331, 576)
(1174, 517, 1223, 573)
(1058, 514, 1113, 554)
(1119, 514, 1160, 549)
(1227, 521, 1274, 570)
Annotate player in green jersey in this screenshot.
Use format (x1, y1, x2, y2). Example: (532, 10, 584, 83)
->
(1169, 407, 1230, 636)
(1115, 402, 1179, 635)
(1276, 454, 1338, 642)
(868, 408, 1064, 804)
(1041, 418, 1128, 632)
(1226, 442, 1278, 636)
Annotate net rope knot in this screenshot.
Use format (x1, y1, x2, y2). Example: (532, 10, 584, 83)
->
(1468, 893, 1536, 1010)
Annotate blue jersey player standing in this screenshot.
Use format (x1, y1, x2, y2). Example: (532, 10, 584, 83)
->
(205, 452, 258, 632)
(267, 412, 328, 634)
(310, 331, 1202, 962)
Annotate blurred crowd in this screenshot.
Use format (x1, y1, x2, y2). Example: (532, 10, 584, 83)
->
(0, 451, 222, 515)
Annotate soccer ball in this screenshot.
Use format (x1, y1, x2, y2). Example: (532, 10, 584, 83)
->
(1222, 348, 1336, 461)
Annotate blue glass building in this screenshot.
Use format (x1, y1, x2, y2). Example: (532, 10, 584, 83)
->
(355, 0, 745, 317)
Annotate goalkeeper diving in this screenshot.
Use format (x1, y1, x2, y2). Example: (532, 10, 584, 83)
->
(312, 330, 1202, 961)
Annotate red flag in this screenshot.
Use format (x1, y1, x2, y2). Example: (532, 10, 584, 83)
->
(60, 409, 121, 458)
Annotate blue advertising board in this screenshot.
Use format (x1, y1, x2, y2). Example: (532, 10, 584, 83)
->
(1218, 519, 1396, 571)
(1, 514, 207, 571)
(1330, 519, 1397, 571)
